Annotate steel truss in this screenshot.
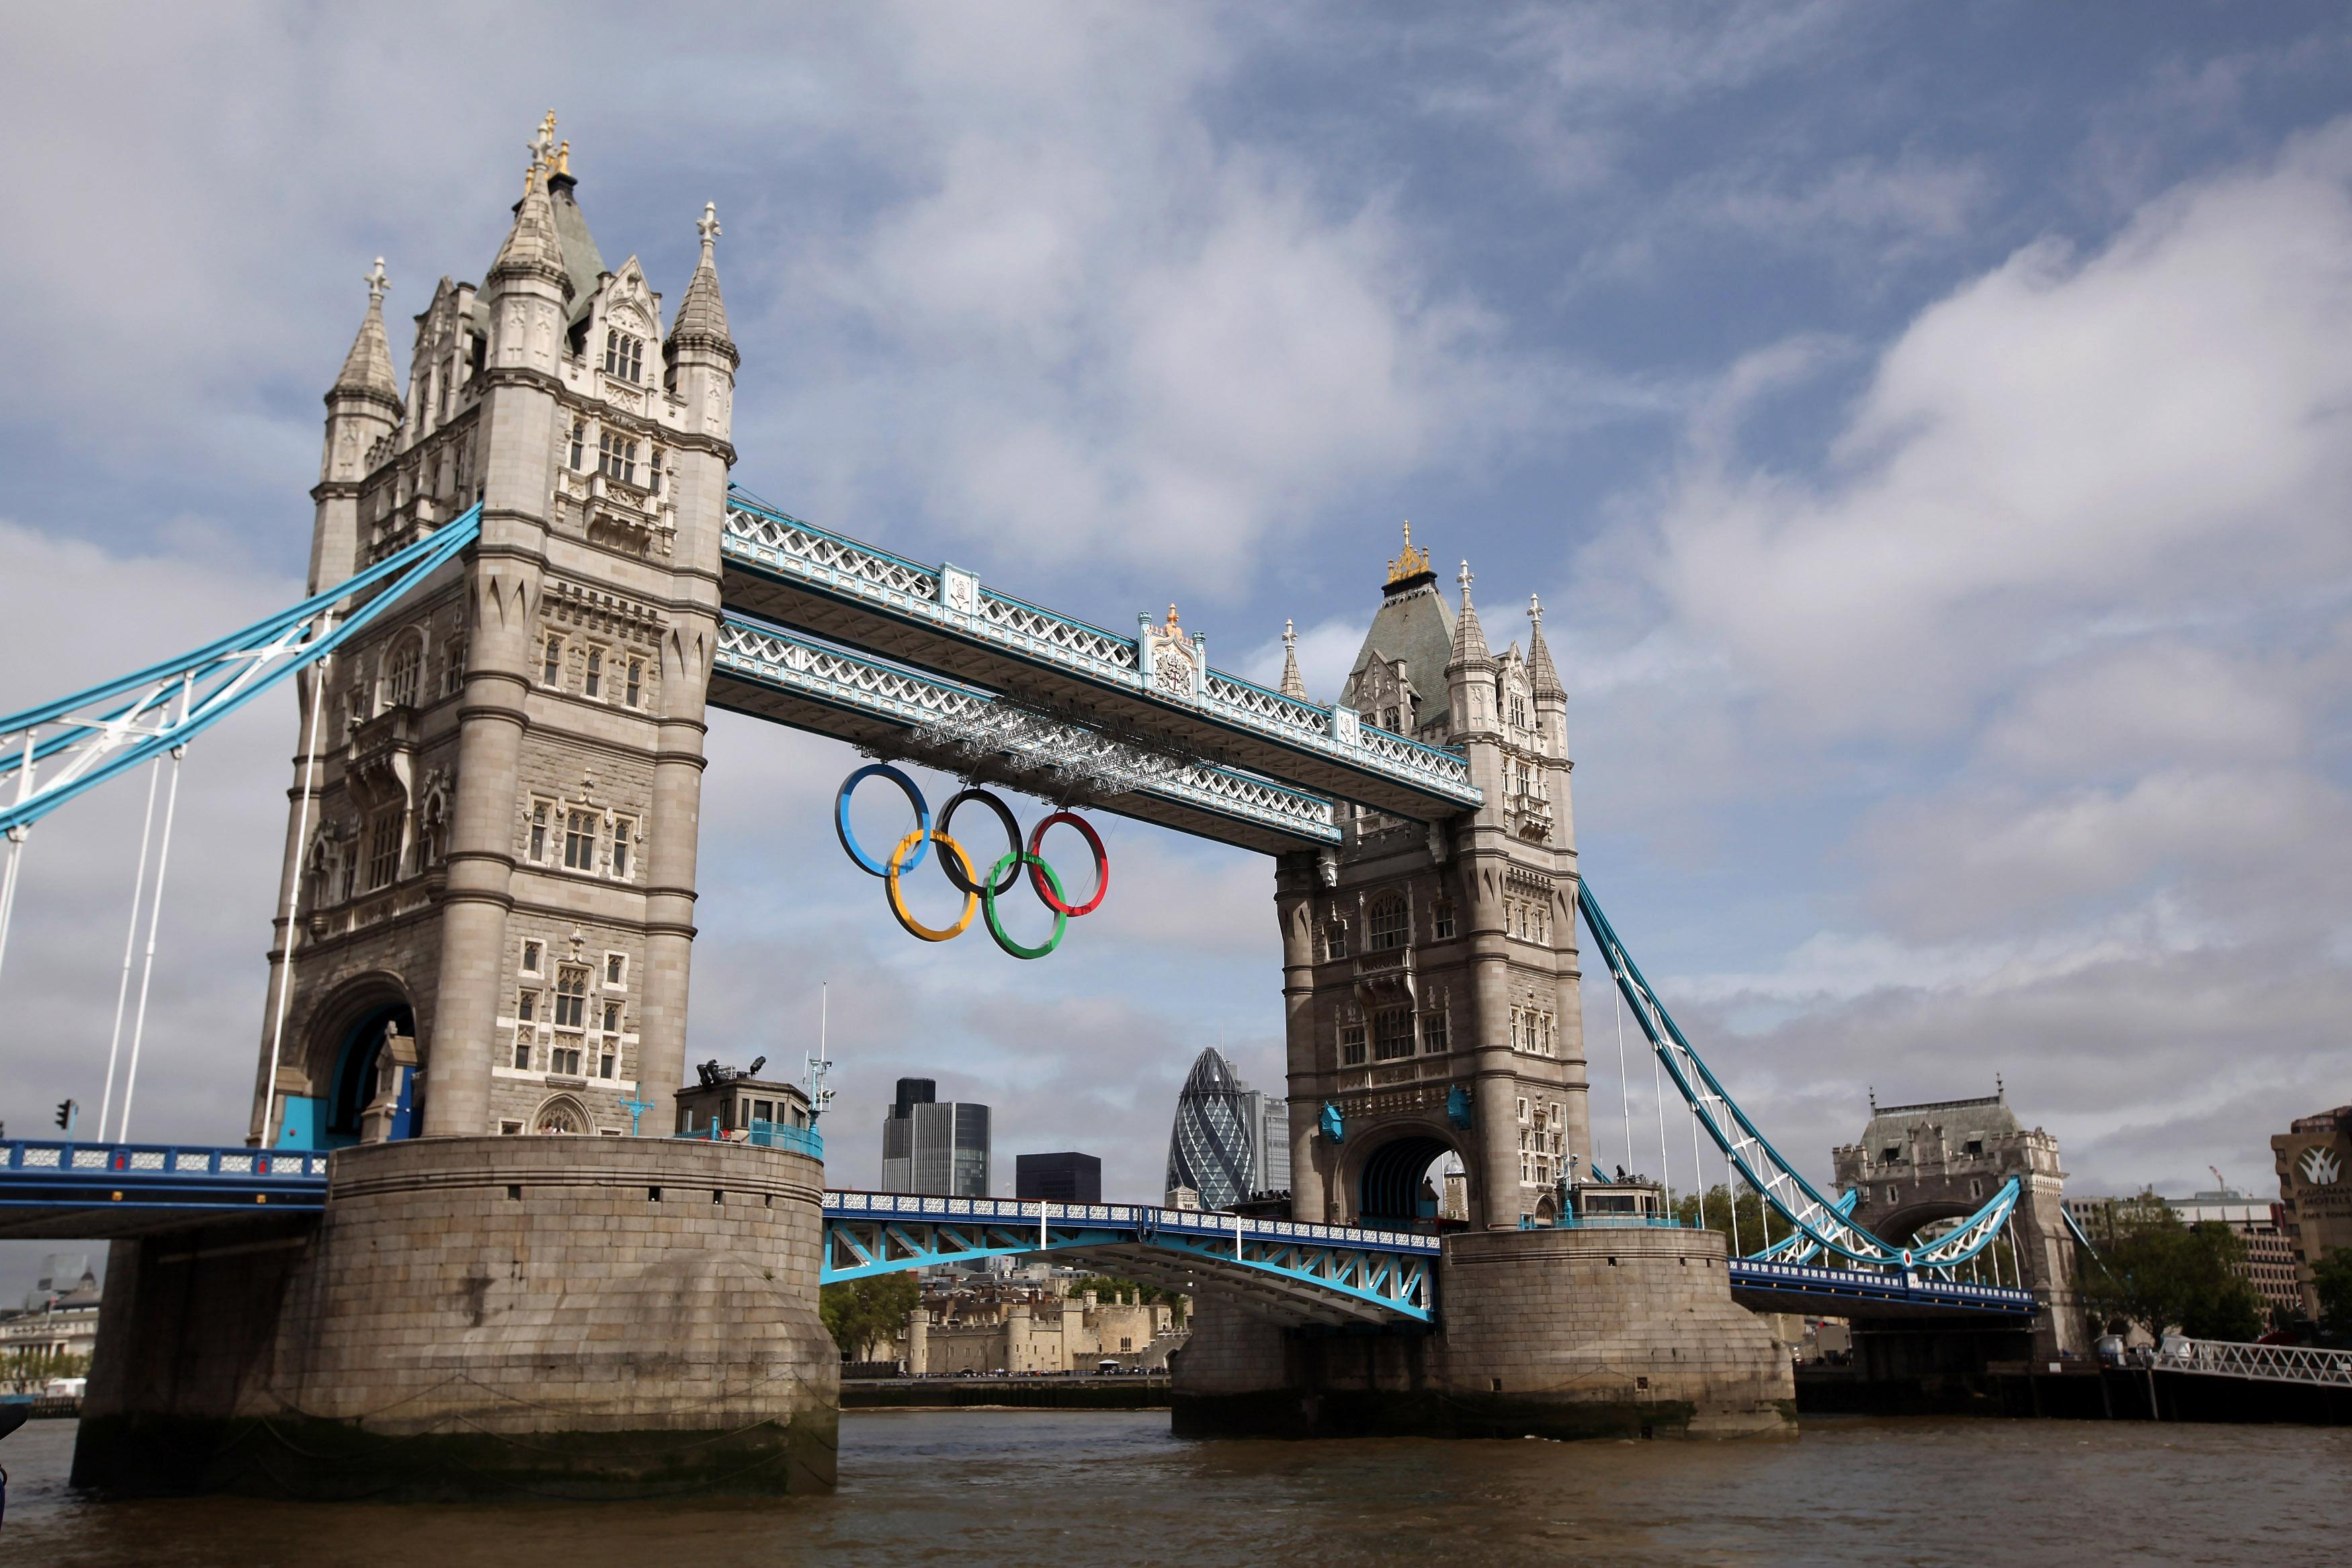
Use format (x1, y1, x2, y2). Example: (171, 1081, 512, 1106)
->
(821, 1192, 1435, 1325)
(0, 509, 482, 837)
(1579, 880, 2024, 1274)
(2164, 1338, 2352, 1389)
(713, 619, 1340, 844)
(719, 493, 1480, 810)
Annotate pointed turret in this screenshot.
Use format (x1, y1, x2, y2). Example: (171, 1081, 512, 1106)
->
(667, 202, 737, 365)
(1278, 619, 1309, 701)
(491, 173, 571, 294)
(485, 121, 573, 378)
(1525, 594, 1563, 699)
(1446, 560, 1494, 674)
(332, 259, 402, 406)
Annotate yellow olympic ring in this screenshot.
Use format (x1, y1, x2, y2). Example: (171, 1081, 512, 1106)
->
(886, 828, 978, 941)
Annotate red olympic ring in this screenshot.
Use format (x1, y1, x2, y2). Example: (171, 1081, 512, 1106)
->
(1027, 811, 1108, 917)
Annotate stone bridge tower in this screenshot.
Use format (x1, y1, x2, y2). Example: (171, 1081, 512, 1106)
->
(1833, 1090, 2085, 1360)
(1275, 531, 1588, 1230)
(246, 120, 737, 1148)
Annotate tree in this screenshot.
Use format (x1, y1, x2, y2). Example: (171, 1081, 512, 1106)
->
(2079, 1191, 2266, 1343)
(818, 1274, 919, 1361)
(2310, 1247, 2352, 1328)
(1669, 1184, 1796, 1256)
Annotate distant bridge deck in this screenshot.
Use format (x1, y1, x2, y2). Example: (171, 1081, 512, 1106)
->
(0, 1143, 2038, 1323)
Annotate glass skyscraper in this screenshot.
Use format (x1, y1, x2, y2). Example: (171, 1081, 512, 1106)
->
(1164, 1047, 1289, 1211)
(880, 1078, 991, 1196)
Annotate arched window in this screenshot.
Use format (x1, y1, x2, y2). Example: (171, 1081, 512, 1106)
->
(601, 328, 643, 384)
(1368, 894, 1409, 951)
(383, 636, 422, 710)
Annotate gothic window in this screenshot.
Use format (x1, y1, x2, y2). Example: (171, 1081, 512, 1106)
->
(554, 965, 589, 1031)
(598, 1041, 618, 1080)
(1433, 900, 1456, 940)
(1517, 1098, 1529, 1123)
(625, 658, 643, 707)
(568, 419, 586, 470)
(601, 1000, 622, 1035)
(1372, 1007, 1414, 1061)
(611, 816, 635, 879)
(648, 447, 665, 495)
(1511, 695, 1527, 728)
(518, 990, 538, 1026)
(542, 636, 562, 686)
(521, 939, 543, 975)
(1421, 1009, 1447, 1054)
(1368, 895, 1409, 951)
(1509, 1006, 1522, 1051)
(383, 637, 421, 709)
(584, 648, 603, 698)
(550, 1042, 583, 1078)
(1339, 1022, 1367, 1067)
(597, 430, 640, 484)
(562, 810, 597, 871)
(528, 802, 550, 863)
(1383, 706, 1400, 730)
(440, 638, 466, 698)
(513, 1034, 534, 1072)
(604, 951, 628, 988)
(603, 328, 644, 384)
(364, 810, 401, 890)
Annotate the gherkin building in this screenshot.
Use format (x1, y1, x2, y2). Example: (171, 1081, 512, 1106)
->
(1164, 1047, 1288, 1211)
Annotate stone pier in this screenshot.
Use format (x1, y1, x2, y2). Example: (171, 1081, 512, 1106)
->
(1171, 1226, 1794, 1440)
(73, 1136, 837, 1498)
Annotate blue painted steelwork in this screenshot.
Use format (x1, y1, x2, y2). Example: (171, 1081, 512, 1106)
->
(1747, 1188, 1861, 1264)
(1580, 880, 2024, 1274)
(1728, 1258, 2035, 1316)
(712, 620, 1340, 848)
(0, 510, 483, 836)
(822, 1190, 1436, 1325)
(718, 494, 1480, 814)
(0, 1139, 329, 1214)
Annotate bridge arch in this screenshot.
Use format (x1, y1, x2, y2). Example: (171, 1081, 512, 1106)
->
(1345, 1122, 1464, 1228)
(300, 973, 419, 1149)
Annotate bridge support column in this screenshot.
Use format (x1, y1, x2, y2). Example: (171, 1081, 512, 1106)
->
(1172, 1226, 1793, 1440)
(73, 1136, 836, 1498)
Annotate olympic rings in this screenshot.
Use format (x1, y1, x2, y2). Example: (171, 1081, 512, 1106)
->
(835, 770, 1107, 957)
(938, 789, 1024, 898)
(837, 765, 929, 877)
(886, 829, 978, 941)
(982, 851, 1068, 960)
(1026, 811, 1108, 916)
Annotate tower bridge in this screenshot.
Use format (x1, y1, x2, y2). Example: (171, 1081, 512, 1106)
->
(0, 124, 2069, 1496)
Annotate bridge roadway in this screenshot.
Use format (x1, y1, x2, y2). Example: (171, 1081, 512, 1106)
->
(717, 494, 1482, 824)
(1, 1141, 2036, 1327)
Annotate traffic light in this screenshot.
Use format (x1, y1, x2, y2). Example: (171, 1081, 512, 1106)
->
(54, 1098, 77, 1136)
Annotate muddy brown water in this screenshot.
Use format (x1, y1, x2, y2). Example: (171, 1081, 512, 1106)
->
(3, 1409, 2344, 1566)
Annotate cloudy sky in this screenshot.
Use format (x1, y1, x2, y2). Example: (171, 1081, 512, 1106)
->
(3, 3, 2348, 1292)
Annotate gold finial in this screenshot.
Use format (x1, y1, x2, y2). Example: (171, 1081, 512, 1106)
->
(1386, 519, 1431, 585)
(1161, 603, 1181, 637)
(555, 140, 571, 177)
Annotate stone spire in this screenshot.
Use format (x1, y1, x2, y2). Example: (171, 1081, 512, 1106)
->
(489, 122, 571, 294)
(667, 201, 736, 362)
(330, 259, 401, 405)
(1525, 593, 1564, 699)
(1446, 560, 1494, 672)
(1278, 618, 1309, 701)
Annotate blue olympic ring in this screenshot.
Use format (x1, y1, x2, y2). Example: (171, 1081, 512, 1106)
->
(836, 764, 930, 877)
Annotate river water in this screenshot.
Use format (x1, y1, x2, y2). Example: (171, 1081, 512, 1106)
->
(3, 1411, 2344, 1567)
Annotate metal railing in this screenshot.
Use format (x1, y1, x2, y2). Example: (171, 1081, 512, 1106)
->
(2, 1139, 329, 1178)
(676, 1121, 826, 1161)
(2162, 1338, 2352, 1389)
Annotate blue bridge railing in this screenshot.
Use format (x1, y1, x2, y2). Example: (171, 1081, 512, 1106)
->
(676, 1121, 825, 1160)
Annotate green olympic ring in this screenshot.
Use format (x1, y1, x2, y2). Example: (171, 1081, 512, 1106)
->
(835, 771, 1104, 957)
(982, 851, 1068, 960)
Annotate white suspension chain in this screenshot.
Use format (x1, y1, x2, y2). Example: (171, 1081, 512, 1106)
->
(1611, 955, 1634, 1178)
(261, 641, 331, 1149)
(116, 676, 192, 1143)
(97, 758, 165, 1143)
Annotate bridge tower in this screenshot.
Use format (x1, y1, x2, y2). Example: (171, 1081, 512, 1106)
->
(1833, 1090, 2085, 1363)
(247, 124, 737, 1148)
(1276, 534, 1587, 1230)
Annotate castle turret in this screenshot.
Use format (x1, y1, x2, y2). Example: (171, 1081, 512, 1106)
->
(313, 261, 405, 587)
